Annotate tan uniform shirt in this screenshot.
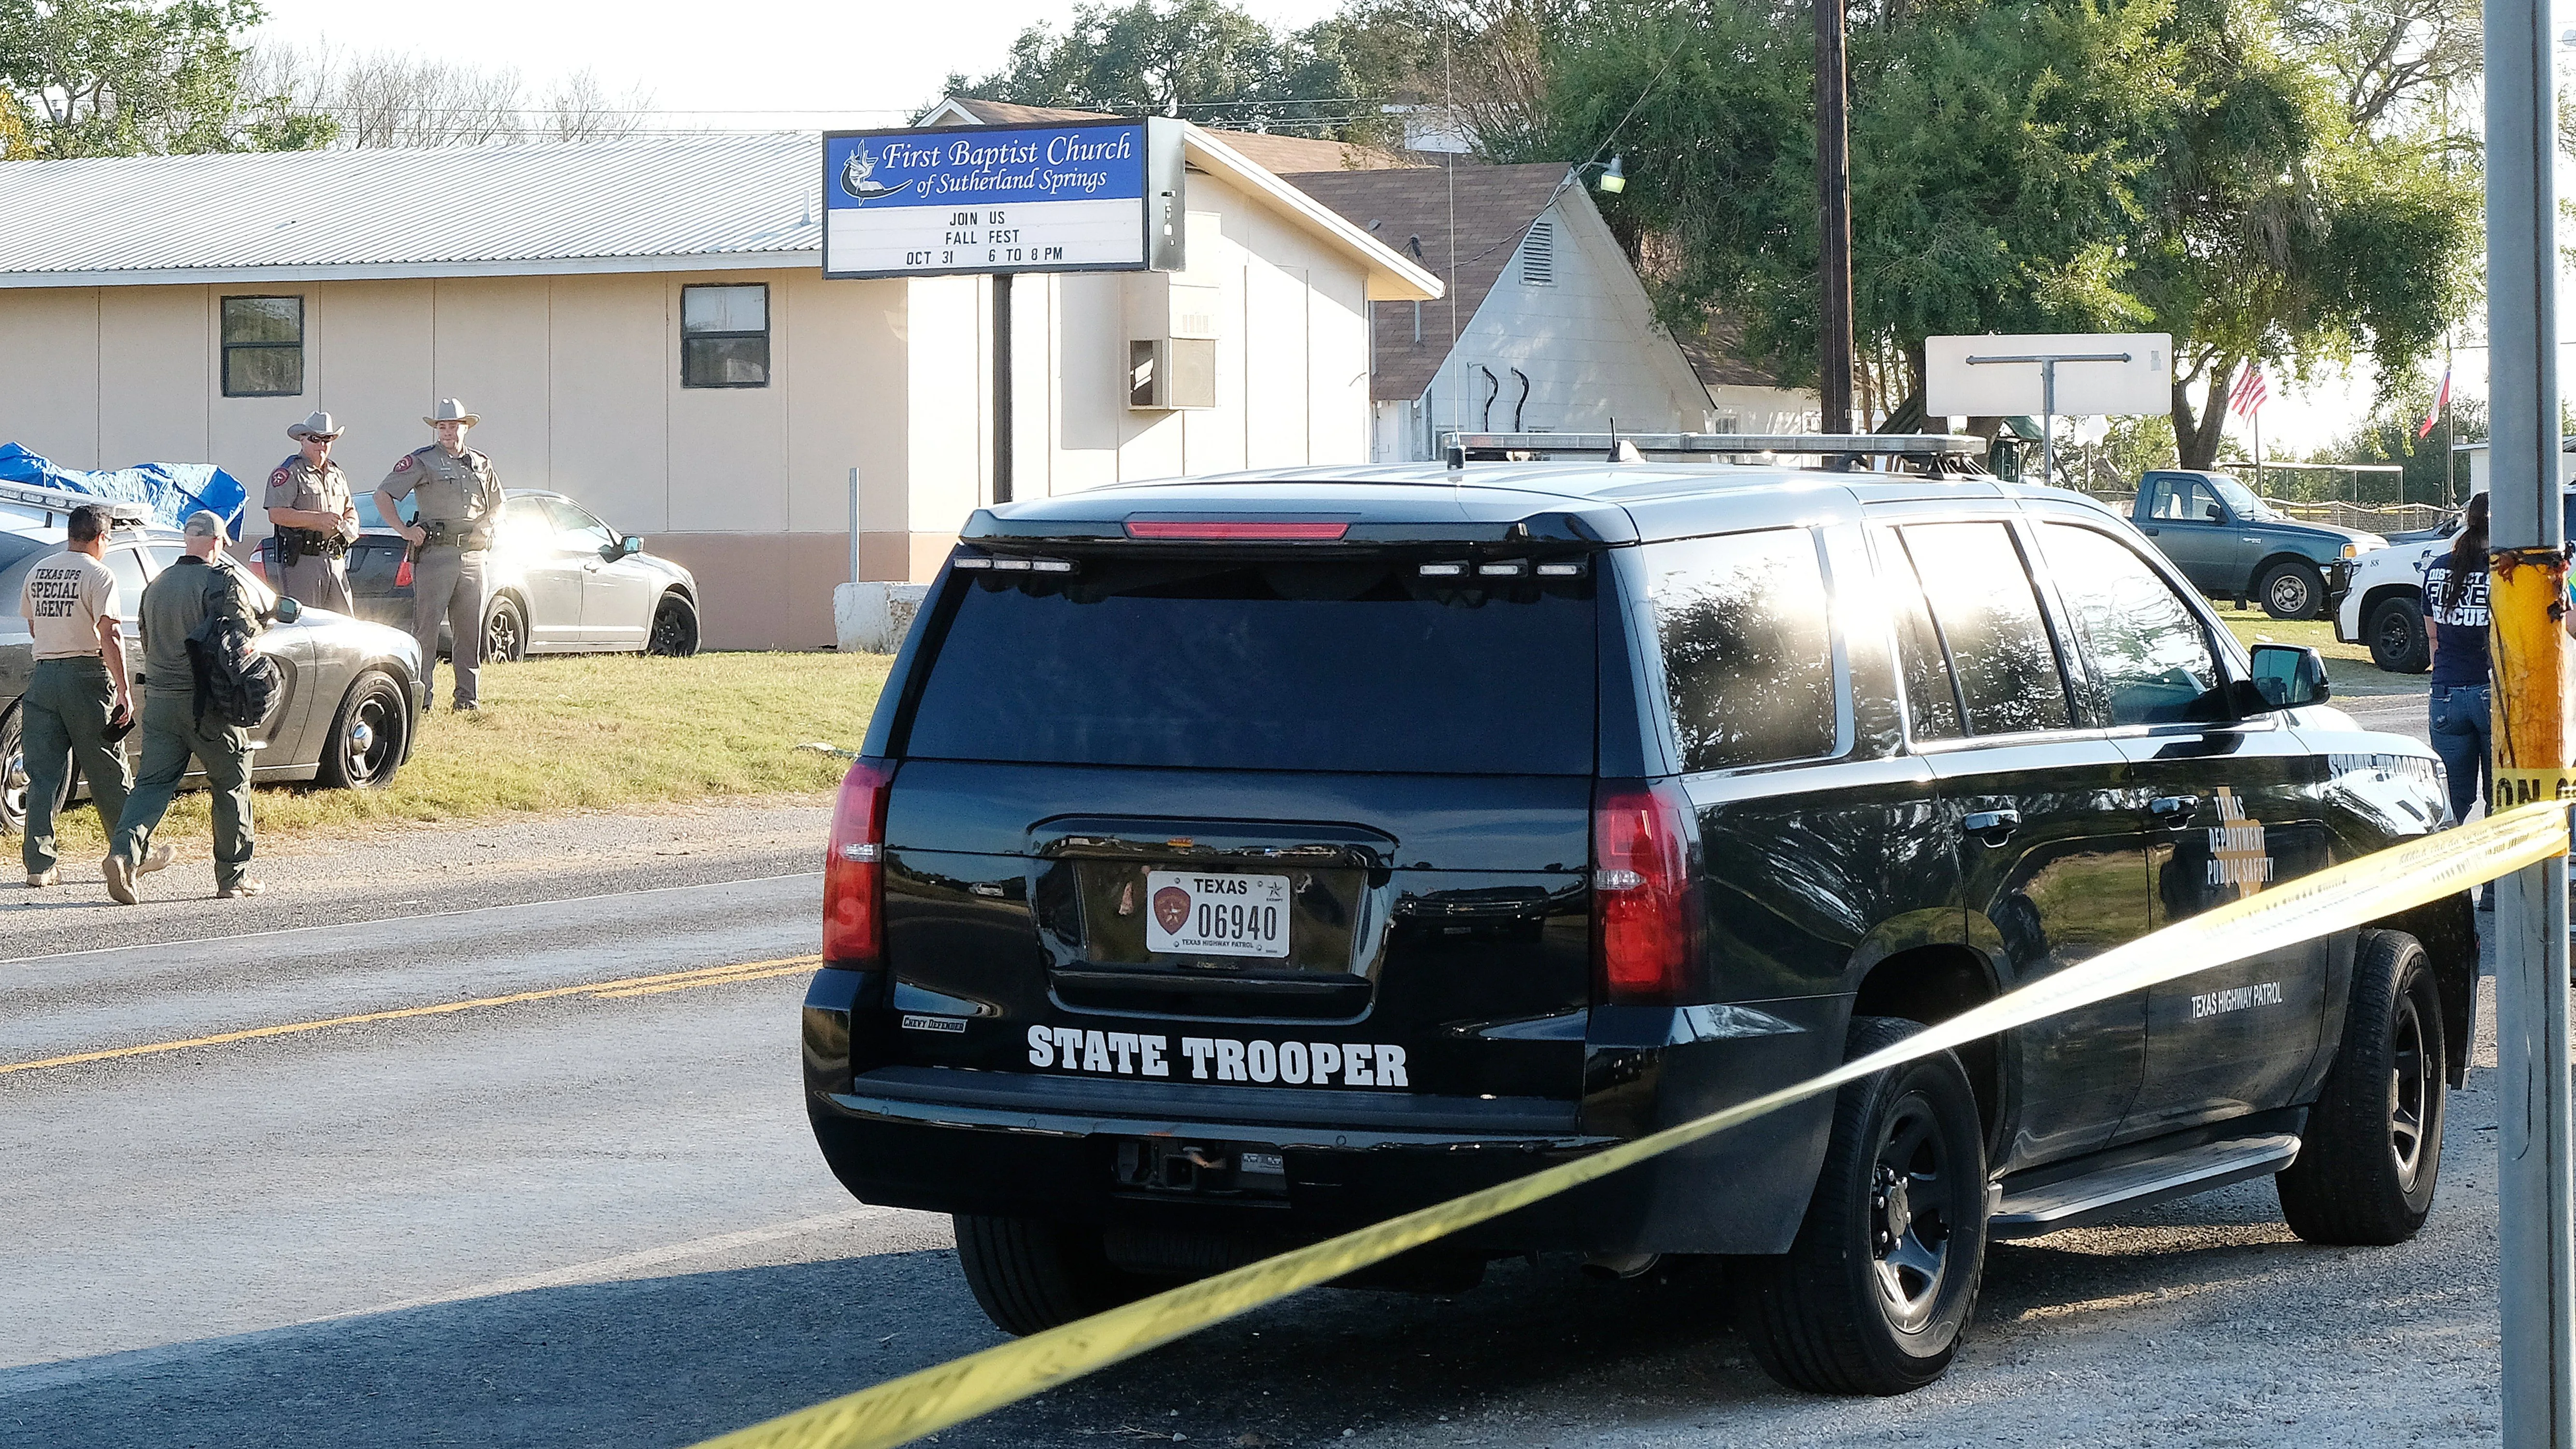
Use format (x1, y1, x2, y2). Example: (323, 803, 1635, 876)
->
(266, 455, 357, 539)
(381, 445, 501, 552)
(20, 550, 120, 661)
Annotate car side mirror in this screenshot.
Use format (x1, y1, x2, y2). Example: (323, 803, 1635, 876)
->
(620, 535, 643, 556)
(2202, 503, 2224, 523)
(269, 596, 302, 625)
(2249, 643, 2331, 710)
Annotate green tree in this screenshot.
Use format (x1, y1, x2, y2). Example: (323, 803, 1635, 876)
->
(1532, 0, 2176, 397)
(0, 0, 333, 156)
(1513, 0, 2476, 461)
(966, 0, 1405, 141)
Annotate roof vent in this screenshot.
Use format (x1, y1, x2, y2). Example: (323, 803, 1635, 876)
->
(1520, 221, 1556, 286)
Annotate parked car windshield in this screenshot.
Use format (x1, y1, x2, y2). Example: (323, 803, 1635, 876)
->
(904, 556, 1598, 775)
(2206, 474, 2284, 522)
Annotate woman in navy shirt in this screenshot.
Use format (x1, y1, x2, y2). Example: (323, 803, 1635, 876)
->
(2421, 492, 2490, 827)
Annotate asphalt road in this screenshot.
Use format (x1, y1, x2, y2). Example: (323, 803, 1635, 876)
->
(0, 696, 2513, 1449)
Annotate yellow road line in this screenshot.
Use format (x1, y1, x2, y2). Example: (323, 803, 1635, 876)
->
(0, 953, 823, 1078)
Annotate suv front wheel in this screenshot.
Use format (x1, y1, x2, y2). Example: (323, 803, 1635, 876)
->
(1738, 1016, 1990, 1395)
(2276, 929, 2445, 1244)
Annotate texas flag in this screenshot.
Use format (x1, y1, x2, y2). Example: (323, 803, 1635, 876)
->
(2417, 368, 2451, 439)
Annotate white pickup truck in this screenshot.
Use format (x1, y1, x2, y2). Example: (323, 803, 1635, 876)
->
(2335, 488, 2575, 671)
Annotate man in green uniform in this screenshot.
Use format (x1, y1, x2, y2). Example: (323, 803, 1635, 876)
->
(374, 399, 501, 711)
(266, 411, 359, 612)
(103, 511, 263, 904)
(16, 504, 170, 887)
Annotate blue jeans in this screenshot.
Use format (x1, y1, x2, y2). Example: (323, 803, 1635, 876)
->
(2429, 682, 2491, 824)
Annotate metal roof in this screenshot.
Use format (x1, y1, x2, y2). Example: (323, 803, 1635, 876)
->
(0, 133, 825, 287)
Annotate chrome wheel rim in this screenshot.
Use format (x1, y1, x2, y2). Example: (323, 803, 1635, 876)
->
(342, 685, 399, 785)
(1869, 1094, 1955, 1334)
(0, 739, 24, 827)
(2270, 572, 2313, 617)
(485, 604, 519, 661)
(2391, 987, 2431, 1190)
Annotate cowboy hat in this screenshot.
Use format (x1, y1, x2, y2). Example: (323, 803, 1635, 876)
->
(422, 399, 480, 427)
(286, 411, 343, 441)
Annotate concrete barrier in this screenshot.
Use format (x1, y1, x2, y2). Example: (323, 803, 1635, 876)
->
(834, 582, 931, 654)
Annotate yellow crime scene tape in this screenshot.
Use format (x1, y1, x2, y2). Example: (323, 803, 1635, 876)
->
(690, 800, 2572, 1449)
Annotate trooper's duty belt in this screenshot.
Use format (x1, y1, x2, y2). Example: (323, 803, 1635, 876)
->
(273, 526, 348, 563)
(418, 519, 490, 550)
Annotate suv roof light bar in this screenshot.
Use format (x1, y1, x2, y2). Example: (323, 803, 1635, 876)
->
(1125, 520, 1352, 541)
(1444, 432, 1988, 459)
(0, 483, 151, 525)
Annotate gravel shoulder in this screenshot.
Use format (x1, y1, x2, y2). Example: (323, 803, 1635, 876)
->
(0, 795, 830, 959)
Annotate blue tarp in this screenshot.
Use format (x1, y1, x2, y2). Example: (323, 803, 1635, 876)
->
(0, 442, 249, 533)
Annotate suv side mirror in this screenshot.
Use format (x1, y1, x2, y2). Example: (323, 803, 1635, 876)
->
(269, 596, 303, 625)
(2249, 643, 2330, 709)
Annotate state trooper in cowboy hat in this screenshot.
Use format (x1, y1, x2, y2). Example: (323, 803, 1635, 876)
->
(266, 411, 361, 613)
(374, 399, 503, 711)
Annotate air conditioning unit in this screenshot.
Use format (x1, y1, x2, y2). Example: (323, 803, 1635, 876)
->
(1129, 338, 1217, 411)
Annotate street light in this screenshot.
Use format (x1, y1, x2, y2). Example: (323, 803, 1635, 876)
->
(1596, 155, 1625, 194)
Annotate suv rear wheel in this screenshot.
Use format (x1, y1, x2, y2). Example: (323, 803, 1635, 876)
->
(1738, 1016, 1989, 1395)
(954, 1215, 1158, 1336)
(2277, 929, 2445, 1245)
(2366, 595, 2431, 673)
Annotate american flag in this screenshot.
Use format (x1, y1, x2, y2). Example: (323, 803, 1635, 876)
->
(2229, 365, 2269, 420)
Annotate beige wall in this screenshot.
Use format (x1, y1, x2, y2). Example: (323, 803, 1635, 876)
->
(0, 175, 1381, 649)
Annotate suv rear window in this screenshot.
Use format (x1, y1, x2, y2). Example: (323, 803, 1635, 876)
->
(904, 556, 1598, 775)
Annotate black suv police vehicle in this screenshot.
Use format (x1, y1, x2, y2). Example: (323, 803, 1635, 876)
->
(801, 461, 2470, 1397)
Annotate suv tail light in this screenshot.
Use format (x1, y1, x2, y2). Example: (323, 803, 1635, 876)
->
(824, 757, 894, 968)
(1592, 780, 1704, 1004)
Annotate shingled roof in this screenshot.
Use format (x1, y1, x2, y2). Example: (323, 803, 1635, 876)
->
(1284, 163, 1573, 401)
(929, 96, 1413, 174)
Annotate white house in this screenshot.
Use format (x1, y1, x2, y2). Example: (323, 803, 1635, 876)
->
(1286, 163, 1815, 461)
(0, 121, 1437, 649)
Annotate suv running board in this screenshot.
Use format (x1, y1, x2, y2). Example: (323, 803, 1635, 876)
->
(1989, 1130, 2302, 1239)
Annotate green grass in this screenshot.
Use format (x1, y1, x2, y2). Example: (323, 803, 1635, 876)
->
(50, 651, 888, 854)
(2214, 606, 2375, 668)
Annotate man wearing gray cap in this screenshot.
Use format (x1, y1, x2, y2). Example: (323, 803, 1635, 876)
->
(103, 511, 263, 903)
(266, 411, 359, 613)
(374, 399, 501, 711)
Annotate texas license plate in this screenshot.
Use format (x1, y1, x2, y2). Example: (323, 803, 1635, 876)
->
(1145, 871, 1290, 959)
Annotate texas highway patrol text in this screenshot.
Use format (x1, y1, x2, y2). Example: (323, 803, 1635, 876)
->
(1024, 1027, 1409, 1087)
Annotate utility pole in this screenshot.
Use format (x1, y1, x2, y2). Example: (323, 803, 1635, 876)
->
(1814, 0, 1854, 465)
(2485, 0, 2576, 1435)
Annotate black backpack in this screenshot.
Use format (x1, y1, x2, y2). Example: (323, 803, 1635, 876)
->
(185, 571, 281, 729)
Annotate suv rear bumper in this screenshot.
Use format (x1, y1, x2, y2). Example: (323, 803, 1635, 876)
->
(804, 981, 1845, 1257)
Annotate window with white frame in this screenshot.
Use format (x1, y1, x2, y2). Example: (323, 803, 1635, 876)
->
(682, 284, 770, 388)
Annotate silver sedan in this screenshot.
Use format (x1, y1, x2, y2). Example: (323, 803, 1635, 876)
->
(0, 520, 424, 832)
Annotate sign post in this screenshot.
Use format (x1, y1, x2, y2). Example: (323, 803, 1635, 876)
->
(822, 119, 1186, 510)
(1924, 334, 2172, 483)
(2484, 0, 2576, 1435)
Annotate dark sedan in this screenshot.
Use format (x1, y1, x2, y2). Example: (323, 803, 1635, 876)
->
(254, 489, 701, 661)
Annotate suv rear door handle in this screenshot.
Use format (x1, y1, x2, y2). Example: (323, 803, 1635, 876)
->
(2150, 795, 2200, 827)
(1962, 809, 2020, 846)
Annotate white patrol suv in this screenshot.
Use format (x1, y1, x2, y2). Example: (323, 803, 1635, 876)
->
(2335, 487, 2574, 672)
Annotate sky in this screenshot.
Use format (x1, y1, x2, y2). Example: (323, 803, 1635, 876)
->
(245, 0, 2460, 462)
